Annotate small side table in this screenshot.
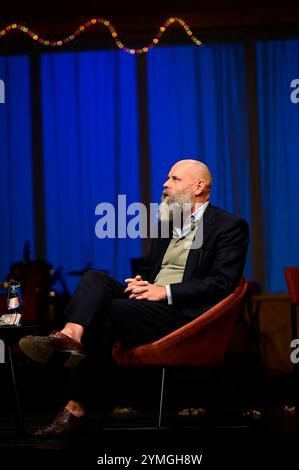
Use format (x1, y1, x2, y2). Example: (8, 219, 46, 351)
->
(0, 324, 39, 434)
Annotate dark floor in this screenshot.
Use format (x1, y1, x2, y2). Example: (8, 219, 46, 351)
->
(1, 352, 298, 468)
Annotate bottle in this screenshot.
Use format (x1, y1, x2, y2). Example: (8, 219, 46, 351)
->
(4, 281, 22, 325)
(7, 281, 22, 313)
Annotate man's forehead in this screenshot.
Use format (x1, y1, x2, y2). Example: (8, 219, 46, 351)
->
(169, 163, 192, 176)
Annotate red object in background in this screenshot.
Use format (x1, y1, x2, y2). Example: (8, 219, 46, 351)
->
(284, 267, 299, 305)
(0, 283, 39, 323)
(0, 295, 6, 315)
(4, 260, 52, 324)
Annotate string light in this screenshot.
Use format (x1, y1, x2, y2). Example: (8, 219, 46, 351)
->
(0, 17, 203, 53)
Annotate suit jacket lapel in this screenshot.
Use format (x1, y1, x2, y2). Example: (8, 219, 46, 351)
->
(182, 203, 216, 281)
(202, 203, 216, 247)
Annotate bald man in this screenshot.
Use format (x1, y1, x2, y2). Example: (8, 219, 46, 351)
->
(19, 159, 249, 438)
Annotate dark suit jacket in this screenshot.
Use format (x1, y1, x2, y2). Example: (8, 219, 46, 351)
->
(139, 203, 249, 319)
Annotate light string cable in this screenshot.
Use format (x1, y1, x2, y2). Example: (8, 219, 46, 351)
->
(0, 17, 203, 53)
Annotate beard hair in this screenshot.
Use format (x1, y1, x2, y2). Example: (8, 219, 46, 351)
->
(158, 190, 193, 226)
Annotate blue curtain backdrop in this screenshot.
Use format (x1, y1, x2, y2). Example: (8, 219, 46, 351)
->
(147, 44, 252, 279)
(2, 41, 298, 293)
(256, 40, 299, 292)
(0, 56, 34, 282)
(41, 51, 141, 292)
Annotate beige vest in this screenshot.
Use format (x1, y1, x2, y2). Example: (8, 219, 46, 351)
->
(153, 227, 196, 286)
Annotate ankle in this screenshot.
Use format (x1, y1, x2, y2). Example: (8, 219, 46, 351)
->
(65, 400, 86, 418)
(60, 323, 84, 342)
(60, 328, 80, 342)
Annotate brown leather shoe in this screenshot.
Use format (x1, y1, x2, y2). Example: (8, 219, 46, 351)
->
(19, 331, 86, 367)
(34, 408, 86, 438)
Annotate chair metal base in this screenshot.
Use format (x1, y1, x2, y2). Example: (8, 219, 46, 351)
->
(103, 424, 252, 432)
(102, 366, 252, 432)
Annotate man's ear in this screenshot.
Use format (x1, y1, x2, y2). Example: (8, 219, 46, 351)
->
(195, 180, 205, 195)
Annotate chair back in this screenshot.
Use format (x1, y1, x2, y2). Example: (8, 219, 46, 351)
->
(113, 277, 247, 367)
(284, 267, 299, 305)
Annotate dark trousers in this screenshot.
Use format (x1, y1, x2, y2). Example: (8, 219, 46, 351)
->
(64, 271, 189, 403)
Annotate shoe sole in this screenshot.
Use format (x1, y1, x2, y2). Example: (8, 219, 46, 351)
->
(19, 337, 54, 364)
(19, 337, 86, 368)
(64, 352, 86, 368)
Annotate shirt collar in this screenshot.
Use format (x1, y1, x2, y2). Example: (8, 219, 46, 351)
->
(172, 200, 210, 239)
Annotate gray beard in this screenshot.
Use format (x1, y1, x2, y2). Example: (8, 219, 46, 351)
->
(158, 198, 193, 230)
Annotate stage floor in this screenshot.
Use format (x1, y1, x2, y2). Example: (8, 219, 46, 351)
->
(0, 397, 298, 468)
(0, 354, 298, 468)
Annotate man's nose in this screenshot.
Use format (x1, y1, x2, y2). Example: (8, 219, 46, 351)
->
(163, 180, 170, 188)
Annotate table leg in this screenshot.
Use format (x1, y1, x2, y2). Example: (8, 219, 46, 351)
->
(7, 345, 24, 435)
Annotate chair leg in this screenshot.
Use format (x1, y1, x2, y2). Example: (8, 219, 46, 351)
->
(7, 346, 24, 435)
(158, 367, 166, 428)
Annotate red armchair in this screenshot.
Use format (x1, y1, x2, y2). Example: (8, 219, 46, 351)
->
(112, 277, 247, 428)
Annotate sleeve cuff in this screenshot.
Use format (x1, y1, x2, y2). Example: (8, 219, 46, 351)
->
(165, 285, 173, 305)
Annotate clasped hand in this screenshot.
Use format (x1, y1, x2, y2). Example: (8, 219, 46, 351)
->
(124, 275, 167, 301)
